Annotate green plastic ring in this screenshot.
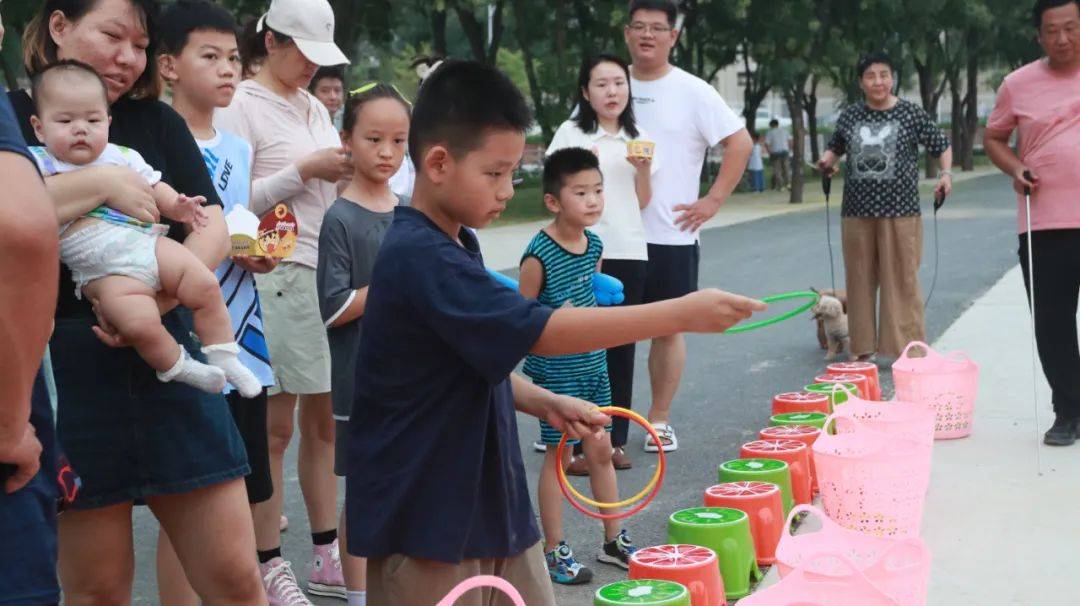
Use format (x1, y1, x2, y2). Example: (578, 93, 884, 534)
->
(725, 290, 820, 334)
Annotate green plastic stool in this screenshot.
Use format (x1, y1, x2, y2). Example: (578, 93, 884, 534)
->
(770, 411, 827, 429)
(594, 580, 691, 606)
(804, 382, 857, 410)
(667, 507, 761, 600)
(718, 458, 794, 515)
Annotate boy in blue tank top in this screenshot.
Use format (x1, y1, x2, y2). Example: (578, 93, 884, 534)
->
(519, 147, 637, 584)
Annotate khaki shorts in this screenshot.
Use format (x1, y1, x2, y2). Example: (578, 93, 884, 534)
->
(367, 542, 555, 606)
(255, 263, 331, 395)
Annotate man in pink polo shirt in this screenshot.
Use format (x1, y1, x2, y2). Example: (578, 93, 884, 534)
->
(985, 0, 1080, 446)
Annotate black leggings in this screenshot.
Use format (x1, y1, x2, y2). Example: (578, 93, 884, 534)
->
(1018, 229, 1080, 418)
(601, 259, 648, 448)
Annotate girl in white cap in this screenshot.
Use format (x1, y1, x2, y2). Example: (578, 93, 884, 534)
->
(216, 0, 353, 603)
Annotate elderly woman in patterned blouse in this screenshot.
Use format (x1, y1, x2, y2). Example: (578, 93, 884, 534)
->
(817, 52, 953, 362)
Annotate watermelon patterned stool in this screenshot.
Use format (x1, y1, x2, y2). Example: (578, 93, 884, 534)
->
(771, 391, 830, 416)
(813, 373, 870, 400)
(739, 440, 812, 507)
(803, 383, 856, 411)
(770, 412, 827, 429)
(718, 458, 794, 515)
(629, 545, 726, 606)
(827, 361, 882, 400)
(595, 580, 691, 606)
(667, 508, 762, 600)
(759, 425, 822, 494)
(704, 482, 783, 566)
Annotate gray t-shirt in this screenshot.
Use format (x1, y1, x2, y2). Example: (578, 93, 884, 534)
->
(316, 195, 407, 419)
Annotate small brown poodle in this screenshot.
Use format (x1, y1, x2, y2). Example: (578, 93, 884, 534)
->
(811, 288, 848, 352)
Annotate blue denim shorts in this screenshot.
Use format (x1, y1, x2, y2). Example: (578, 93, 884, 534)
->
(0, 370, 59, 605)
(51, 309, 249, 510)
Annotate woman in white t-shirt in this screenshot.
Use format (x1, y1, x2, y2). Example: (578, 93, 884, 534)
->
(546, 54, 659, 471)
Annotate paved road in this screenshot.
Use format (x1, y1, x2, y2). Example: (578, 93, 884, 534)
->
(128, 174, 1019, 604)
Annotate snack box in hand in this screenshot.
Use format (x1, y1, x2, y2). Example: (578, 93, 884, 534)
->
(227, 203, 298, 259)
(626, 139, 655, 160)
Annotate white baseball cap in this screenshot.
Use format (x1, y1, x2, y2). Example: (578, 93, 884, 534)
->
(258, 0, 349, 66)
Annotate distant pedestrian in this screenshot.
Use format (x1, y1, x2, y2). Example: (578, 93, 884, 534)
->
(765, 119, 791, 190)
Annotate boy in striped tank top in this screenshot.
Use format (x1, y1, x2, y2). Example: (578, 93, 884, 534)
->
(520, 148, 637, 584)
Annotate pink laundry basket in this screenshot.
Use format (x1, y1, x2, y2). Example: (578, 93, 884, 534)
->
(737, 550, 898, 606)
(813, 415, 932, 538)
(892, 341, 980, 439)
(436, 575, 525, 606)
(775, 505, 932, 606)
(831, 394, 936, 446)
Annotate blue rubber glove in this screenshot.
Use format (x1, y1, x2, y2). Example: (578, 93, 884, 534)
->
(593, 273, 625, 306)
(487, 268, 519, 291)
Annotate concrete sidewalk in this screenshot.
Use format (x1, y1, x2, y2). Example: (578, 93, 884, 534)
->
(921, 266, 1080, 604)
(477, 169, 996, 271)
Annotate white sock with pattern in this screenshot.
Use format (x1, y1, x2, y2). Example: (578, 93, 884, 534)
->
(157, 349, 227, 393)
(202, 342, 262, 398)
(347, 590, 366, 606)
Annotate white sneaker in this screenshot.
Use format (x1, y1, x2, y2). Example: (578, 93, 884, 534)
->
(532, 441, 547, 453)
(260, 557, 314, 606)
(644, 422, 678, 453)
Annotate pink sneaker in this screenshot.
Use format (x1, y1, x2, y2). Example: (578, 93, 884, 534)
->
(308, 539, 346, 599)
(259, 557, 313, 606)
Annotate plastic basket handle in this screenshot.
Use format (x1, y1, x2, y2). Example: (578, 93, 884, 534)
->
(436, 576, 526, 606)
(783, 503, 841, 539)
(827, 382, 858, 398)
(898, 341, 943, 362)
(821, 412, 866, 436)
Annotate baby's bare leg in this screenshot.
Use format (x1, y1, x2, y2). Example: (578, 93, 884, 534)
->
(83, 276, 181, 372)
(155, 238, 232, 346)
(155, 239, 262, 398)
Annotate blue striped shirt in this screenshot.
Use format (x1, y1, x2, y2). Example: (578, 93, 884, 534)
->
(522, 229, 606, 382)
(199, 129, 274, 391)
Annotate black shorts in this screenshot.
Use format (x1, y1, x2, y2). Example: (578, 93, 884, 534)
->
(227, 390, 273, 504)
(643, 243, 700, 303)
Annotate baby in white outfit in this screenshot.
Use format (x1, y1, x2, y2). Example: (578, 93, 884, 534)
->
(31, 61, 260, 397)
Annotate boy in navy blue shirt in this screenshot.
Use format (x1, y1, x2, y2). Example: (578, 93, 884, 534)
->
(0, 89, 61, 606)
(345, 60, 765, 605)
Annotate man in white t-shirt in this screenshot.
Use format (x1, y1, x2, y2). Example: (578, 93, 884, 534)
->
(625, 0, 752, 452)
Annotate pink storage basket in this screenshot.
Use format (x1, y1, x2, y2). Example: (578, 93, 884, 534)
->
(892, 341, 980, 439)
(775, 505, 931, 606)
(832, 394, 936, 446)
(813, 415, 932, 538)
(436, 575, 525, 606)
(737, 550, 898, 606)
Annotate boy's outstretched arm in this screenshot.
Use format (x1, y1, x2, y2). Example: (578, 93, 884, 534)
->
(510, 374, 610, 441)
(530, 289, 766, 357)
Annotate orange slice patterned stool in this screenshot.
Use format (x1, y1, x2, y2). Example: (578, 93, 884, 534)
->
(630, 544, 726, 606)
(827, 361, 882, 400)
(758, 424, 822, 494)
(740, 440, 812, 506)
(704, 482, 783, 566)
(771, 391, 830, 416)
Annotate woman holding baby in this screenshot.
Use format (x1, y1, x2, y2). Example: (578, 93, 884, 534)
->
(817, 51, 953, 362)
(9, 0, 263, 602)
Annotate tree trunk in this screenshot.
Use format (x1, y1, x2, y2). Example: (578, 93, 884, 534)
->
(805, 74, 821, 163)
(449, 0, 505, 64)
(510, 0, 550, 141)
(740, 45, 770, 138)
(948, 71, 964, 168)
(961, 40, 979, 171)
(486, 0, 505, 65)
(554, 0, 568, 109)
(785, 87, 807, 204)
(431, 6, 448, 57)
(913, 56, 941, 179)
